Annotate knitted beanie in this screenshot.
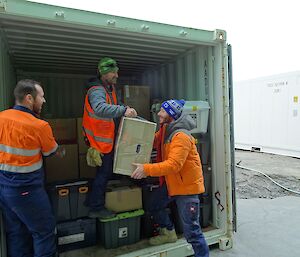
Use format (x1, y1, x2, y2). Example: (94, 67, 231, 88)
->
(98, 57, 119, 75)
(161, 99, 185, 120)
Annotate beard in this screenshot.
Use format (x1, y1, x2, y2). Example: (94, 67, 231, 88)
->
(159, 115, 172, 124)
(33, 102, 42, 115)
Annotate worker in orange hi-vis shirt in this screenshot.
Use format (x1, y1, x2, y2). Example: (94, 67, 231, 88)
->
(0, 79, 62, 257)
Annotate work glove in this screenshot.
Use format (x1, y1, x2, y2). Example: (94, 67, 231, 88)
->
(86, 147, 103, 167)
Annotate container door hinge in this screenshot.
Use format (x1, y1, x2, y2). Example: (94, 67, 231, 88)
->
(0, 0, 7, 11)
(55, 10, 65, 19)
(214, 29, 226, 41)
(219, 236, 233, 250)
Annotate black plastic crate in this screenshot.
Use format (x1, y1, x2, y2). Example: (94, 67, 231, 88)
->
(200, 193, 212, 228)
(141, 212, 160, 238)
(196, 134, 210, 165)
(141, 184, 160, 212)
(56, 218, 97, 253)
(47, 180, 90, 222)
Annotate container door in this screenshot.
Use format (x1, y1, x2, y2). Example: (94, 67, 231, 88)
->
(227, 44, 237, 232)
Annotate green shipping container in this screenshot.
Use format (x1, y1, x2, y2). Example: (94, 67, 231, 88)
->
(0, 0, 236, 256)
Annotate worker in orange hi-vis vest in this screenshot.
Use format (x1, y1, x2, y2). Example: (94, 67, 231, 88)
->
(0, 79, 63, 257)
(82, 57, 137, 219)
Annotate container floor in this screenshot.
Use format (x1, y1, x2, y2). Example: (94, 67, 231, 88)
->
(59, 226, 213, 257)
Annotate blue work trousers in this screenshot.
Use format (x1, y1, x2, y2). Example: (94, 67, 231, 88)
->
(88, 151, 114, 211)
(0, 184, 56, 257)
(148, 184, 209, 257)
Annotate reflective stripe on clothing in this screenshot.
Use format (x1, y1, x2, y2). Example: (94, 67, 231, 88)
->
(83, 127, 113, 143)
(0, 144, 40, 156)
(84, 107, 112, 121)
(0, 159, 43, 173)
(42, 143, 58, 157)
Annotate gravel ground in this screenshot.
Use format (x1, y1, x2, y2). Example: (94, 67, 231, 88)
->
(235, 150, 300, 199)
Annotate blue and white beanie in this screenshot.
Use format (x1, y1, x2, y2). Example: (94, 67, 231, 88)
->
(161, 99, 185, 120)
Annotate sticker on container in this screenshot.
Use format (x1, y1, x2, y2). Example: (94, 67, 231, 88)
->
(192, 106, 198, 111)
(58, 233, 85, 245)
(294, 96, 298, 103)
(125, 85, 130, 98)
(293, 109, 298, 117)
(119, 227, 128, 238)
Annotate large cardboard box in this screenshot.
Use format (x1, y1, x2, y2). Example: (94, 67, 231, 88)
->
(77, 118, 89, 154)
(123, 85, 150, 120)
(113, 117, 156, 176)
(79, 154, 96, 179)
(47, 118, 77, 144)
(105, 181, 142, 213)
(45, 144, 79, 183)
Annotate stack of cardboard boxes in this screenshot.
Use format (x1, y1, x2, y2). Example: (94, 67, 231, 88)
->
(44, 118, 97, 183)
(45, 118, 79, 183)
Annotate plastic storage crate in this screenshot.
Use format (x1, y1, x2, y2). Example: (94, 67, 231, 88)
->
(196, 134, 211, 165)
(98, 209, 144, 249)
(47, 180, 90, 222)
(56, 218, 97, 253)
(182, 101, 210, 134)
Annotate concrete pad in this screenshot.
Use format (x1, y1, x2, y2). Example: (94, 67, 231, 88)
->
(210, 196, 300, 257)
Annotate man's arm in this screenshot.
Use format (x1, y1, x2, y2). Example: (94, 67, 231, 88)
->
(132, 133, 192, 178)
(88, 87, 126, 118)
(39, 123, 58, 157)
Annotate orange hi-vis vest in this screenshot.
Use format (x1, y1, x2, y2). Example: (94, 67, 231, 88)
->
(82, 85, 117, 154)
(0, 109, 58, 173)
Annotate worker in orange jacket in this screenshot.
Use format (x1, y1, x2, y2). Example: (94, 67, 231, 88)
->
(82, 57, 137, 219)
(0, 79, 60, 257)
(132, 99, 209, 257)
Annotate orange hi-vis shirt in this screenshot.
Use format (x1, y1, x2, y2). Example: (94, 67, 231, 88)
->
(0, 106, 58, 186)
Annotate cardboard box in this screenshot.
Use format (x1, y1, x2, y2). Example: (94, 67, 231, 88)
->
(113, 117, 156, 176)
(47, 118, 77, 144)
(105, 182, 142, 213)
(123, 85, 150, 120)
(45, 144, 79, 183)
(77, 118, 89, 154)
(79, 154, 96, 179)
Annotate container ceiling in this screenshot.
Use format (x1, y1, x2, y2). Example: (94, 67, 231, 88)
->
(0, 15, 198, 76)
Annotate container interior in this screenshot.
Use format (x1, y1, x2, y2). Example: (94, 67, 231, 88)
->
(0, 1, 232, 256)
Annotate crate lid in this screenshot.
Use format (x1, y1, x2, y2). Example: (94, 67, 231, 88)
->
(99, 209, 144, 222)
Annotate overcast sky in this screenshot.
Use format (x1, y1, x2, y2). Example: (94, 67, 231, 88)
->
(34, 0, 300, 82)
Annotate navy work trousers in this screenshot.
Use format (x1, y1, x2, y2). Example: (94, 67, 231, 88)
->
(88, 151, 114, 211)
(148, 184, 210, 257)
(0, 184, 56, 257)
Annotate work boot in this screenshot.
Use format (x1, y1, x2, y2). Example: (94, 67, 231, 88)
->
(88, 208, 116, 219)
(149, 228, 178, 246)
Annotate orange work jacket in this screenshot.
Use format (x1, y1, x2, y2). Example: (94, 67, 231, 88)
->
(144, 127, 205, 196)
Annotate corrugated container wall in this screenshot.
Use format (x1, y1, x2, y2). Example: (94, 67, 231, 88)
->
(16, 47, 209, 118)
(17, 72, 89, 118)
(142, 47, 209, 101)
(0, 33, 15, 111)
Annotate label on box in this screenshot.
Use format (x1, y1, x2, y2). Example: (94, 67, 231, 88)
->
(118, 227, 128, 238)
(58, 233, 85, 245)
